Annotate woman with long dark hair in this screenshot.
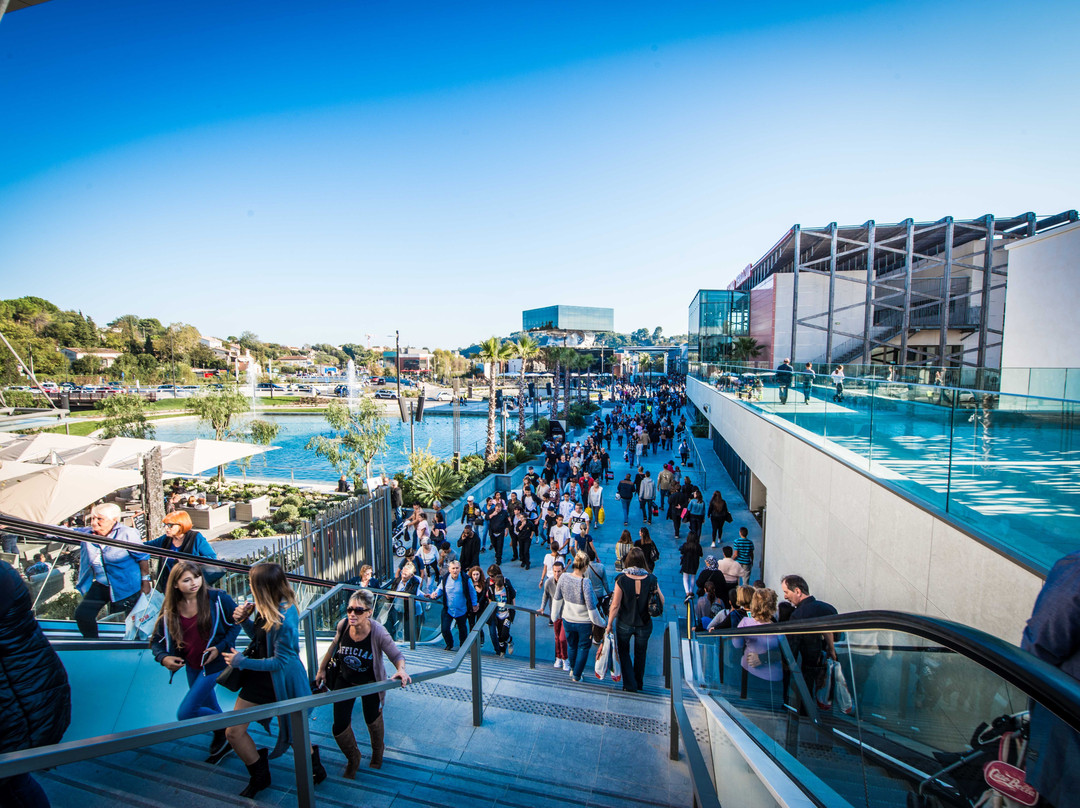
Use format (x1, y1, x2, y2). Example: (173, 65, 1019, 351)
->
(707, 491, 732, 549)
(633, 526, 660, 572)
(151, 560, 240, 763)
(605, 547, 663, 693)
(222, 563, 325, 798)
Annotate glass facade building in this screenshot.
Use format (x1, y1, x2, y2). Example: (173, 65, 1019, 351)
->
(688, 289, 750, 372)
(522, 305, 614, 332)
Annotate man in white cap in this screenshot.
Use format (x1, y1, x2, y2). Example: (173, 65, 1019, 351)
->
(460, 494, 483, 537)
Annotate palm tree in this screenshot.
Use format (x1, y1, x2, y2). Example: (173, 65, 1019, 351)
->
(511, 334, 541, 437)
(478, 337, 512, 464)
(542, 346, 565, 421)
(731, 337, 764, 362)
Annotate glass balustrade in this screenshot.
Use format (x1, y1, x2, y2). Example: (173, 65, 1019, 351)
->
(691, 370, 1080, 570)
(692, 627, 1070, 808)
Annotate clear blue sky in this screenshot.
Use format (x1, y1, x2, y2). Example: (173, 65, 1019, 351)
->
(1, 0, 1077, 349)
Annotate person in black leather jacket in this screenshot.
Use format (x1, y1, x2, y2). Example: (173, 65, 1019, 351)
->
(0, 560, 71, 807)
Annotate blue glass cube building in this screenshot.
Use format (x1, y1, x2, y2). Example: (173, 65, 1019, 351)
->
(522, 305, 614, 332)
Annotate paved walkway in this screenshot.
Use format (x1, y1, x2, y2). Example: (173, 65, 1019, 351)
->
(454, 407, 762, 681)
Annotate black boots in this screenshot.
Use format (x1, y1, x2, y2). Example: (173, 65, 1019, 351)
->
(367, 716, 385, 769)
(333, 727, 362, 779)
(311, 746, 327, 785)
(239, 748, 271, 798)
(205, 729, 231, 764)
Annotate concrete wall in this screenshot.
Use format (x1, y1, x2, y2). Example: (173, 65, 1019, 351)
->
(687, 377, 1045, 643)
(1001, 221, 1080, 372)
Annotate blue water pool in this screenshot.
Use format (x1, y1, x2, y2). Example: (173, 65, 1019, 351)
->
(152, 412, 496, 484)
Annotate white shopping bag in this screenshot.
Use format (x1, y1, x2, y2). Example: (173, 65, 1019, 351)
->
(124, 589, 165, 641)
(595, 633, 613, 680)
(610, 637, 622, 683)
(830, 658, 854, 715)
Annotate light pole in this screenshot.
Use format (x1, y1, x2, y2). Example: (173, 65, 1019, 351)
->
(395, 330, 402, 402)
(501, 401, 508, 474)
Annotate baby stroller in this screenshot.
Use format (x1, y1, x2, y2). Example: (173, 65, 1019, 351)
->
(907, 712, 1034, 808)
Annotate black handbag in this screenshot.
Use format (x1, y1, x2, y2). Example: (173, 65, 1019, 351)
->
(217, 645, 255, 692)
(647, 581, 663, 618)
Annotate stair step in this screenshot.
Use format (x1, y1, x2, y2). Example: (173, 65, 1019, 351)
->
(406, 645, 670, 699)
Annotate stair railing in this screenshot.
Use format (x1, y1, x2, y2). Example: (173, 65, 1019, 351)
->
(665, 621, 722, 808)
(0, 602, 498, 808)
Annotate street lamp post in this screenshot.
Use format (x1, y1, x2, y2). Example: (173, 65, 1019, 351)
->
(395, 330, 402, 402)
(501, 402, 507, 474)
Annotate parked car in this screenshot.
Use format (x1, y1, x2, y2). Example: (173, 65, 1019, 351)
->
(430, 391, 453, 401)
(256, 383, 287, 391)
(374, 390, 397, 400)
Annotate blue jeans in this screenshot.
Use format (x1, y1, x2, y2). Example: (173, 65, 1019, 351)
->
(564, 620, 594, 680)
(179, 664, 222, 721)
(620, 498, 631, 523)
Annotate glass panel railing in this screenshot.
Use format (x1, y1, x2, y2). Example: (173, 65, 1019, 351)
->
(2, 522, 340, 638)
(692, 627, 1064, 808)
(690, 371, 1080, 570)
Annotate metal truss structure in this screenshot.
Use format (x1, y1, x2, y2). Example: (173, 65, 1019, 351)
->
(730, 211, 1078, 368)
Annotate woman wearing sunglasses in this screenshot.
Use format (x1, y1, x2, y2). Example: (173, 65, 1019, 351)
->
(315, 589, 411, 776)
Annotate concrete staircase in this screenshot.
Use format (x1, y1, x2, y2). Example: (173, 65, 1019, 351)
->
(37, 645, 703, 808)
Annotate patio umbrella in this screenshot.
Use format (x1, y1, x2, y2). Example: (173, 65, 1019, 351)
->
(161, 439, 276, 475)
(59, 437, 177, 469)
(0, 461, 143, 524)
(0, 433, 96, 463)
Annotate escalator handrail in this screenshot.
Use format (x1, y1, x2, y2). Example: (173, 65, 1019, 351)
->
(696, 608, 1080, 733)
(0, 512, 342, 589)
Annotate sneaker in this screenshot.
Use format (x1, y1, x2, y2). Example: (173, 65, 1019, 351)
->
(507, 640, 514, 656)
(495, 652, 504, 657)
(562, 659, 571, 671)
(553, 659, 563, 668)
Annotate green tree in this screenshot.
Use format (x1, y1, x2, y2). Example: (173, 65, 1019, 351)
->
(186, 389, 250, 480)
(233, 418, 282, 475)
(630, 327, 651, 344)
(652, 326, 663, 343)
(306, 398, 391, 488)
(97, 393, 155, 439)
(477, 337, 512, 463)
(510, 334, 541, 438)
(731, 337, 764, 361)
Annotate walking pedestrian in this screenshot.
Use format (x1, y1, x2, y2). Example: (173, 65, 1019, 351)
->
(314, 589, 411, 776)
(605, 547, 662, 693)
(551, 551, 607, 682)
(151, 560, 241, 764)
(707, 491, 732, 548)
(222, 563, 326, 798)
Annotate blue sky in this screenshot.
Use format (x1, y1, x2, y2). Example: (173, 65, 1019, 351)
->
(1, 0, 1077, 349)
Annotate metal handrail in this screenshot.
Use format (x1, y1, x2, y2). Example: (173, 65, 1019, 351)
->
(0, 601, 498, 808)
(0, 514, 339, 589)
(665, 621, 722, 808)
(694, 609, 1080, 734)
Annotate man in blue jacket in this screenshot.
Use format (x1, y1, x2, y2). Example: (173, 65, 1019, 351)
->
(429, 561, 479, 651)
(74, 502, 151, 638)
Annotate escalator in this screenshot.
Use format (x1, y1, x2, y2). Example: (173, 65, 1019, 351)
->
(686, 612, 1080, 808)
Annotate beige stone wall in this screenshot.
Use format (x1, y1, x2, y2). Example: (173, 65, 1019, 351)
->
(688, 377, 1045, 643)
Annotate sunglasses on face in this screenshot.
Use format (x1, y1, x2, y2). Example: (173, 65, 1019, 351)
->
(346, 607, 368, 615)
